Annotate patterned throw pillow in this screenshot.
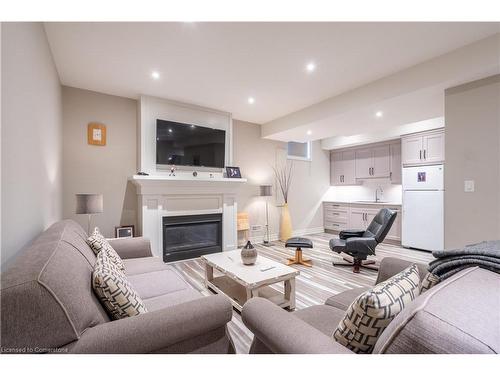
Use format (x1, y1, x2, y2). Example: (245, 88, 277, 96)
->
(92, 251, 147, 320)
(333, 264, 420, 354)
(420, 272, 440, 293)
(87, 228, 125, 271)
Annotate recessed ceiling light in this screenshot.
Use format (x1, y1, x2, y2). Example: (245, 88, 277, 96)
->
(168, 128, 173, 133)
(307, 130, 312, 135)
(247, 97, 255, 104)
(375, 111, 383, 118)
(306, 62, 316, 73)
(151, 71, 160, 80)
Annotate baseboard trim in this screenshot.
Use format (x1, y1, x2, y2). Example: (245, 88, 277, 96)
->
(246, 227, 325, 245)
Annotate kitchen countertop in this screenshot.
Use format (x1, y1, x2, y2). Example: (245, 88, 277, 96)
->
(323, 200, 401, 206)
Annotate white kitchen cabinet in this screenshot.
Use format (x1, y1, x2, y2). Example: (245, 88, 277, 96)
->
(384, 205, 402, 241)
(372, 145, 391, 178)
(355, 145, 390, 179)
(355, 148, 373, 179)
(349, 209, 367, 230)
(330, 151, 357, 185)
(331, 152, 343, 185)
(402, 129, 444, 166)
(390, 142, 402, 184)
(324, 202, 402, 243)
(423, 131, 445, 163)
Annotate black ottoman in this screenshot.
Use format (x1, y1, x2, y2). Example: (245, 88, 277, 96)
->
(285, 237, 313, 267)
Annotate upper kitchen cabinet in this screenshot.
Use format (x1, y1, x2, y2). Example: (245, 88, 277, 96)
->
(355, 145, 390, 179)
(330, 150, 357, 185)
(402, 129, 445, 166)
(390, 141, 402, 184)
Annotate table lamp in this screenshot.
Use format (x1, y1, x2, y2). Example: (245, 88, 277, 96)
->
(76, 194, 103, 234)
(259, 185, 272, 245)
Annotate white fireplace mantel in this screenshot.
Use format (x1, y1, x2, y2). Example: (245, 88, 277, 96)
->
(130, 175, 247, 258)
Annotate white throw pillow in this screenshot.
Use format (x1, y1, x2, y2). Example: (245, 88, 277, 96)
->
(333, 264, 420, 354)
(87, 228, 125, 271)
(92, 251, 147, 320)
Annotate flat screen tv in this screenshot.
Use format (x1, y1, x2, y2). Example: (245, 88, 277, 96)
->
(156, 119, 226, 168)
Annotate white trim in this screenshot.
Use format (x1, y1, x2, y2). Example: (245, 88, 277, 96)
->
(248, 226, 325, 245)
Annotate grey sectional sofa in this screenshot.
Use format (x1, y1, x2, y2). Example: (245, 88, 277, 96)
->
(0, 220, 235, 354)
(242, 257, 500, 354)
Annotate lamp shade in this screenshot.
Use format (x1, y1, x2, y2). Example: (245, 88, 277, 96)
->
(76, 194, 103, 214)
(259, 185, 272, 197)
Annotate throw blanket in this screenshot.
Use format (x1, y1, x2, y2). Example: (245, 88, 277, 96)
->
(429, 240, 500, 280)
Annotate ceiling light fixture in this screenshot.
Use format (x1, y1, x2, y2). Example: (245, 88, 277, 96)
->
(168, 128, 173, 133)
(307, 130, 312, 135)
(375, 111, 383, 118)
(151, 71, 160, 80)
(306, 62, 316, 73)
(247, 97, 255, 104)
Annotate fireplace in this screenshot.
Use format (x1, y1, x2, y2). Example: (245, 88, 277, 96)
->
(162, 213, 222, 262)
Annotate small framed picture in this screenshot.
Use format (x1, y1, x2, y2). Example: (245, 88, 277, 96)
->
(115, 225, 134, 238)
(225, 166, 242, 179)
(88, 123, 106, 146)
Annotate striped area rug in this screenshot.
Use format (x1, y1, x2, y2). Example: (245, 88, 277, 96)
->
(170, 232, 433, 354)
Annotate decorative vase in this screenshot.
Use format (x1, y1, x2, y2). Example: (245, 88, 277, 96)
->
(241, 241, 257, 265)
(280, 203, 293, 241)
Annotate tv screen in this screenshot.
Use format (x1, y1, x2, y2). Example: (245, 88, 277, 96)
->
(156, 119, 226, 168)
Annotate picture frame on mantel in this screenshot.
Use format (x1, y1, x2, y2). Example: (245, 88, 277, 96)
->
(88, 123, 106, 146)
(225, 166, 241, 178)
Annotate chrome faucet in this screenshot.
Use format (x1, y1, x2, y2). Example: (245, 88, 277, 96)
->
(375, 186, 384, 202)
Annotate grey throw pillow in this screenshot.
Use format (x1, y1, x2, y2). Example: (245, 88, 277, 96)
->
(333, 264, 420, 353)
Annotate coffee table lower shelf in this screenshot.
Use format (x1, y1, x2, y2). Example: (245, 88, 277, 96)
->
(207, 275, 292, 312)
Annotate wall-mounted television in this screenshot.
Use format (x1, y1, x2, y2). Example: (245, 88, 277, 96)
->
(156, 119, 226, 168)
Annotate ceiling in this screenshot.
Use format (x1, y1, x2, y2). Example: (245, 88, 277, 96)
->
(44, 22, 499, 125)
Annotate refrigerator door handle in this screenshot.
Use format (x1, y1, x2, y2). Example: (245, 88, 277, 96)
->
(419, 150, 422, 160)
(424, 149, 426, 160)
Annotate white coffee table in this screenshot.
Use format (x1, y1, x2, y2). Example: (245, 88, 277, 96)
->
(201, 250, 300, 311)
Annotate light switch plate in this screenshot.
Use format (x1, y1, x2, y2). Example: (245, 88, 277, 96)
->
(464, 180, 475, 192)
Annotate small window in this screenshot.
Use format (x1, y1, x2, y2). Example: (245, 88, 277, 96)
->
(287, 141, 311, 161)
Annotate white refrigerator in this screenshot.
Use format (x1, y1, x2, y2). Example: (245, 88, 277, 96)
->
(402, 164, 444, 251)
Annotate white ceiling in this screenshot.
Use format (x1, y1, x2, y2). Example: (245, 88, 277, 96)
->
(44, 22, 499, 125)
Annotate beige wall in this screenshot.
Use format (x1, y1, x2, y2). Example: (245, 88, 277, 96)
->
(62, 87, 137, 237)
(233, 120, 329, 243)
(444, 75, 500, 249)
(1, 23, 63, 269)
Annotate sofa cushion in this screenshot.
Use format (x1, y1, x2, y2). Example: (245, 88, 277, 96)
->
(293, 305, 346, 336)
(92, 251, 148, 320)
(324, 287, 370, 311)
(1, 220, 109, 351)
(127, 269, 192, 300)
(87, 229, 125, 271)
(123, 256, 172, 275)
(333, 264, 420, 354)
(143, 289, 204, 311)
(373, 267, 499, 354)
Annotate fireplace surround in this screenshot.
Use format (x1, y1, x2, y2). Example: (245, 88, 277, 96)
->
(163, 213, 222, 262)
(130, 174, 246, 259)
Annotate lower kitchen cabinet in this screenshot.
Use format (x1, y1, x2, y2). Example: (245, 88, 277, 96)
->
(323, 202, 401, 243)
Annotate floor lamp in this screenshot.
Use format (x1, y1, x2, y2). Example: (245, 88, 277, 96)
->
(260, 185, 272, 246)
(76, 194, 103, 234)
